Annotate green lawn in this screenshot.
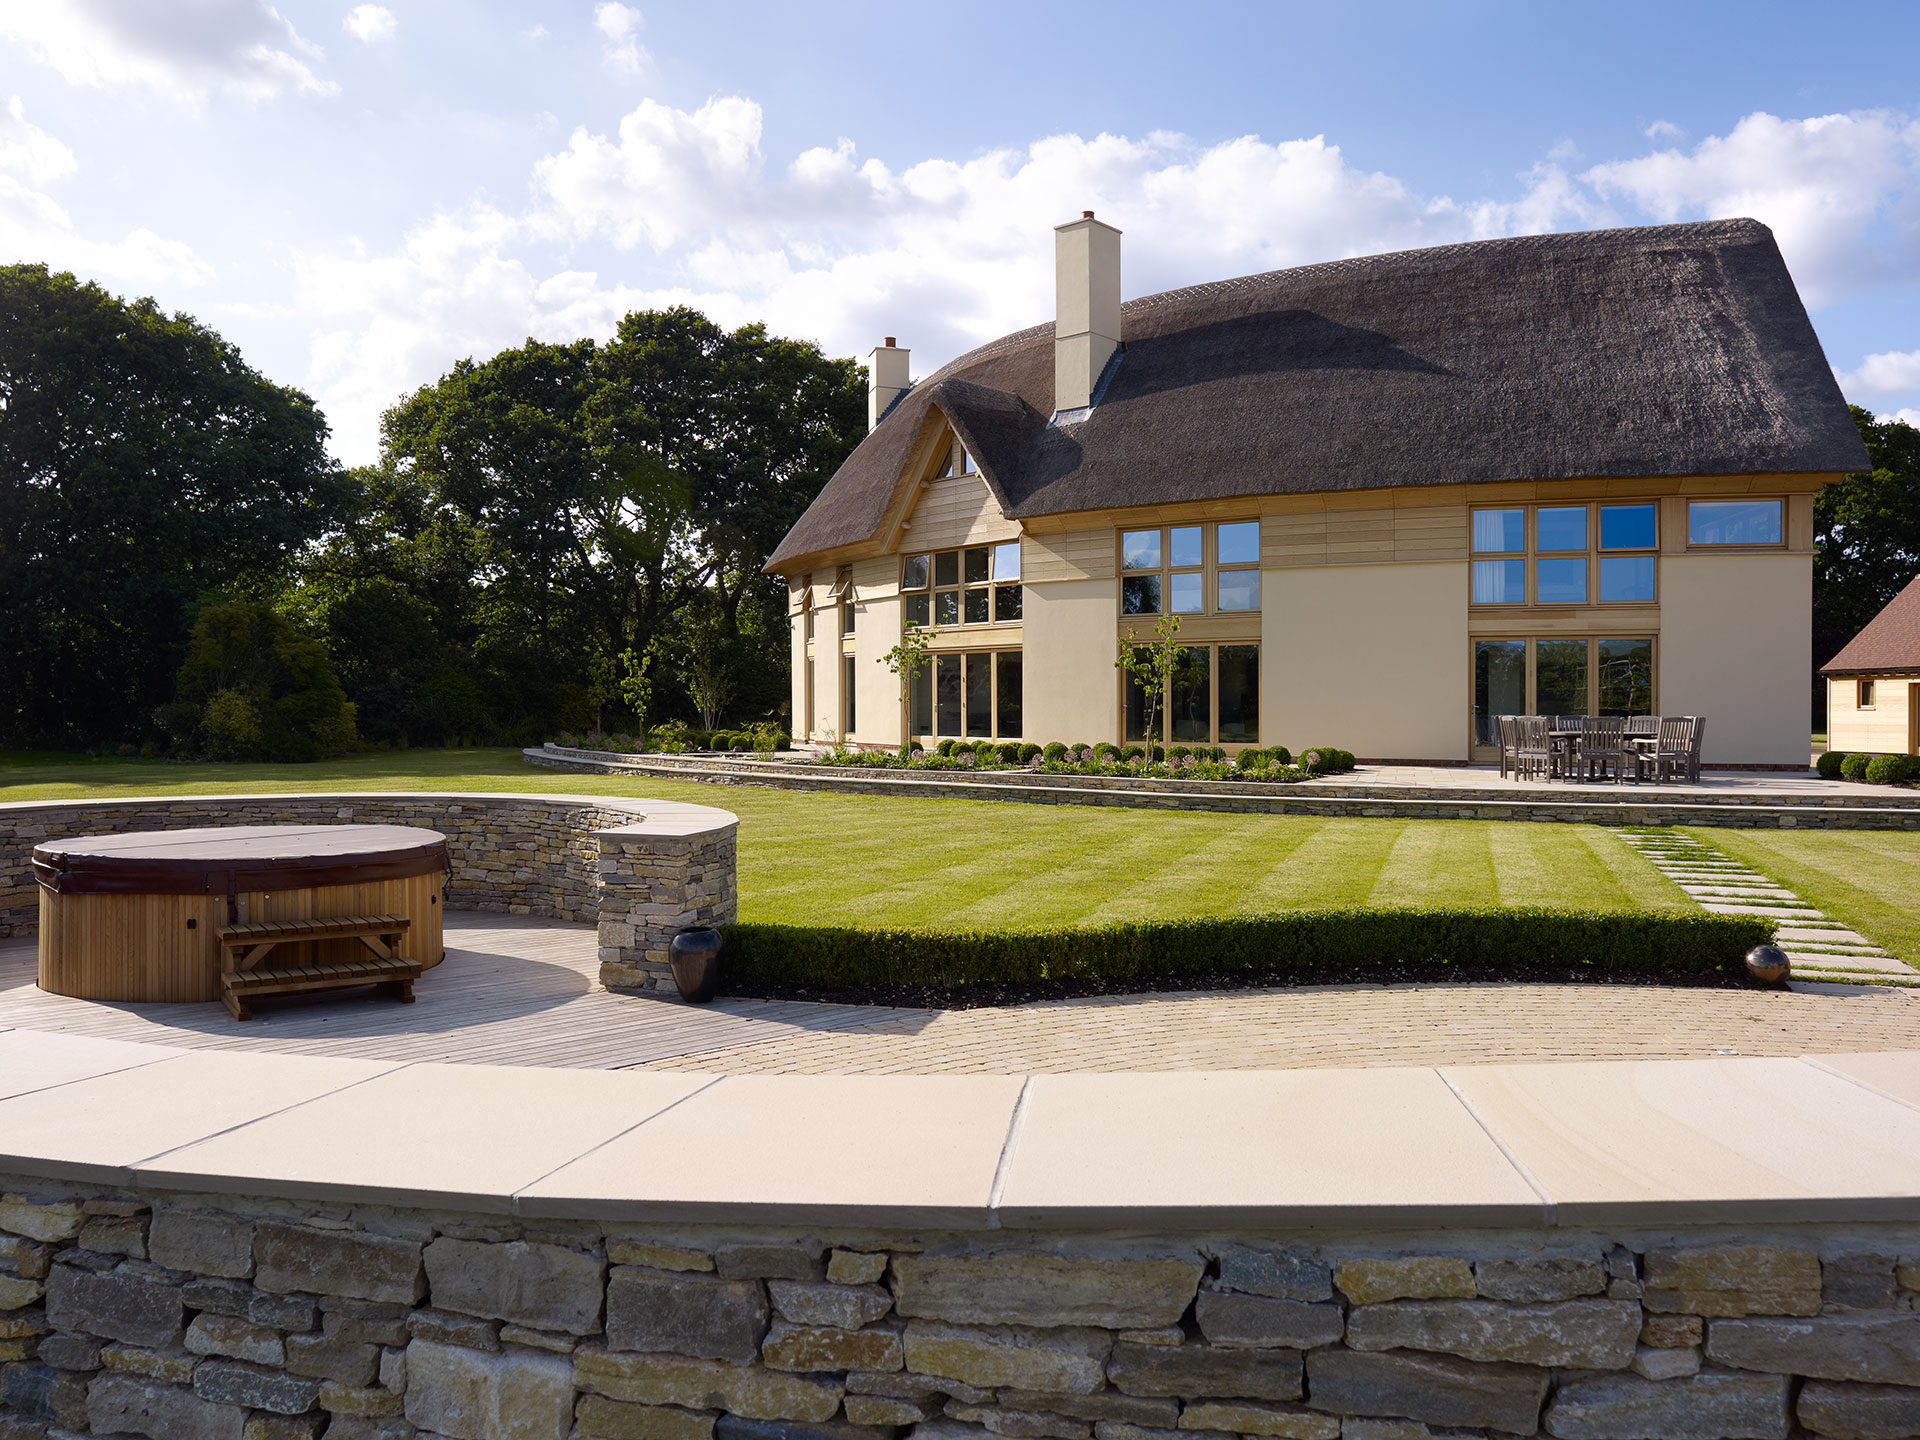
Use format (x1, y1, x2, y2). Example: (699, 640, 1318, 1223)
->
(1696, 827, 1920, 966)
(1, 747, 1693, 928)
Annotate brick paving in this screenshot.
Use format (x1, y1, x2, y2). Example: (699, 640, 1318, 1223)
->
(636, 979, 1920, 1074)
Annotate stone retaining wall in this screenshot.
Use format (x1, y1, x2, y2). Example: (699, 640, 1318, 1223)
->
(527, 749, 1920, 832)
(0, 796, 737, 995)
(1, 1179, 1916, 1440)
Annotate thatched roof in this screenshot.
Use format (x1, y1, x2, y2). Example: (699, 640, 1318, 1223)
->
(1822, 575, 1920, 674)
(764, 216, 1858, 572)
(769, 219, 1866, 572)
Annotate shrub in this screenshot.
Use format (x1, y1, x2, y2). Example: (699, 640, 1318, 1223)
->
(747, 721, 786, 753)
(1019, 743, 1042, 763)
(1168, 745, 1192, 761)
(722, 909, 1772, 991)
(1815, 750, 1846, 780)
(1235, 748, 1265, 771)
(1149, 744, 1165, 762)
(773, 734, 792, 752)
(971, 740, 995, 761)
(1866, 754, 1917, 785)
(1269, 745, 1293, 767)
(1841, 753, 1873, 781)
(908, 741, 925, 755)
(1121, 744, 1145, 762)
(1069, 741, 1091, 757)
(1206, 746, 1225, 763)
(994, 741, 1022, 764)
(1094, 742, 1121, 761)
(1043, 741, 1068, 762)
(936, 738, 959, 758)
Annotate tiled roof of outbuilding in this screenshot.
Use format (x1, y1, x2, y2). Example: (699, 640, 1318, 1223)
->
(1822, 575, 1920, 673)
(769, 218, 1866, 571)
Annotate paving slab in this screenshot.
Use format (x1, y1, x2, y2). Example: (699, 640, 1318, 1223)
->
(992, 1069, 1544, 1229)
(1803, 1052, 1920, 1111)
(1776, 927, 1877, 945)
(519, 1073, 1024, 1227)
(0, 1029, 180, 1101)
(0, 1048, 402, 1184)
(1783, 954, 1915, 974)
(137, 1061, 711, 1212)
(1443, 1057, 1920, 1225)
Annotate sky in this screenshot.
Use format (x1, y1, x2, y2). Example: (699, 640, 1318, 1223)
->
(6, 0, 1920, 466)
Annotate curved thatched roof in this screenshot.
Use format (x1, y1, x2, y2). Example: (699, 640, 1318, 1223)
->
(769, 218, 1866, 571)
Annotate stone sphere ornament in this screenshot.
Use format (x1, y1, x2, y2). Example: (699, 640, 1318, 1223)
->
(669, 927, 724, 1004)
(1745, 944, 1791, 985)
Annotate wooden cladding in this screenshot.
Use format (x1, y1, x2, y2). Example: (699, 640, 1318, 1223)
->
(1262, 505, 1468, 568)
(1024, 528, 1115, 582)
(901, 476, 1019, 554)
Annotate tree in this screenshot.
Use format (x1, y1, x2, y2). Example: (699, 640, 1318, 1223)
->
(0, 265, 349, 746)
(1813, 407, 1920, 721)
(1115, 613, 1183, 751)
(162, 601, 357, 761)
(375, 308, 862, 737)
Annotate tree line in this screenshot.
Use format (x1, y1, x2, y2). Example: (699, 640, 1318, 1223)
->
(1, 260, 1916, 758)
(0, 263, 863, 758)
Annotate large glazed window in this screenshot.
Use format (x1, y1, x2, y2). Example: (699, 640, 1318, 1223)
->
(1688, 499, 1782, 546)
(1598, 638, 1653, 715)
(1472, 502, 1657, 606)
(901, 544, 1023, 630)
(911, 650, 1023, 741)
(1125, 643, 1258, 746)
(1118, 521, 1261, 618)
(1473, 640, 1526, 746)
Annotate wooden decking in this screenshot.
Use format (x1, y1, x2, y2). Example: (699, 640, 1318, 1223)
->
(0, 910, 926, 1068)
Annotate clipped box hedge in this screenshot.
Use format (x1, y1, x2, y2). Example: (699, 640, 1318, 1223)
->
(721, 907, 1773, 991)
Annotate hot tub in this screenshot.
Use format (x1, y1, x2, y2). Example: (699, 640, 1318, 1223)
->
(32, 824, 448, 1003)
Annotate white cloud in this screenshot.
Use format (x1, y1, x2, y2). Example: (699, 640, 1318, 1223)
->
(1644, 119, 1682, 141)
(594, 4, 647, 74)
(286, 99, 1920, 463)
(0, 0, 334, 101)
(0, 97, 77, 184)
(1884, 408, 1920, 428)
(1842, 349, 1920, 393)
(1584, 110, 1920, 304)
(342, 5, 395, 43)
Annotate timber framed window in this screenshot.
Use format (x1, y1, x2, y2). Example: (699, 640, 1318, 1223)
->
(1123, 643, 1260, 745)
(1860, 679, 1877, 709)
(1688, 499, 1783, 548)
(908, 651, 1022, 739)
(1471, 503, 1658, 606)
(1471, 636, 1656, 746)
(900, 543, 1021, 628)
(1118, 521, 1261, 616)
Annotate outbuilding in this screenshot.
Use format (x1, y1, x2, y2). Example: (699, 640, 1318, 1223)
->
(769, 216, 1867, 766)
(1822, 574, 1920, 758)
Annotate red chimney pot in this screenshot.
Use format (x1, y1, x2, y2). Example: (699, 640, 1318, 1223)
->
(884, 336, 896, 347)
(1082, 210, 1094, 219)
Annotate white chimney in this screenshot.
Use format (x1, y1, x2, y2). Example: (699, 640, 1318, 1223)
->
(1054, 210, 1122, 416)
(867, 337, 909, 432)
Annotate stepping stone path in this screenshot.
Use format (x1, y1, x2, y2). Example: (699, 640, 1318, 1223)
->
(1620, 827, 1918, 987)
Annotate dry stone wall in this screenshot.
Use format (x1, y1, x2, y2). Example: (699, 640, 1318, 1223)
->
(2, 1181, 1919, 1440)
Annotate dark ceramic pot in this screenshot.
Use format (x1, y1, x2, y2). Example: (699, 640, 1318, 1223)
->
(669, 927, 724, 1003)
(1745, 944, 1791, 986)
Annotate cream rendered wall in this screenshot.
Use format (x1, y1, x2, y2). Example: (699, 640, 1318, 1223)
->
(789, 609, 807, 740)
(1658, 553, 1810, 766)
(811, 625, 844, 741)
(1827, 675, 1919, 755)
(852, 554, 905, 749)
(1261, 562, 1469, 761)
(1023, 577, 1118, 744)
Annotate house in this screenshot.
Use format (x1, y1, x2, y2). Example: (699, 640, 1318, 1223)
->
(1822, 574, 1920, 757)
(767, 215, 1867, 766)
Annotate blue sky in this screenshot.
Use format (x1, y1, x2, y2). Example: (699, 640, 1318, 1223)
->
(5, 1, 1920, 464)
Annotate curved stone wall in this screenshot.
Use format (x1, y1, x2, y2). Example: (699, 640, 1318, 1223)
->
(0, 793, 738, 991)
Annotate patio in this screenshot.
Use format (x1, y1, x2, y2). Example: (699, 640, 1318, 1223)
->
(4, 909, 1919, 1073)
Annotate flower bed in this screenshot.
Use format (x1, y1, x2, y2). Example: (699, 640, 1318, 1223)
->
(809, 740, 1358, 783)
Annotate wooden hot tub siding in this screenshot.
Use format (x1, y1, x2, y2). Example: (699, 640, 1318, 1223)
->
(38, 872, 445, 1004)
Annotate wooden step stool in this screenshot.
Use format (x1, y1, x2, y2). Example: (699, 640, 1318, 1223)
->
(217, 913, 423, 1021)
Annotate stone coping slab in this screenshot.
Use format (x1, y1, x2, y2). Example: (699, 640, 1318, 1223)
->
(6, 1028, 1920, 1231)
(528, 749, 1920, 830)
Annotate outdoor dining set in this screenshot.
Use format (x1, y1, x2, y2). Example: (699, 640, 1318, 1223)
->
(1495, 715, 1706, 784)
